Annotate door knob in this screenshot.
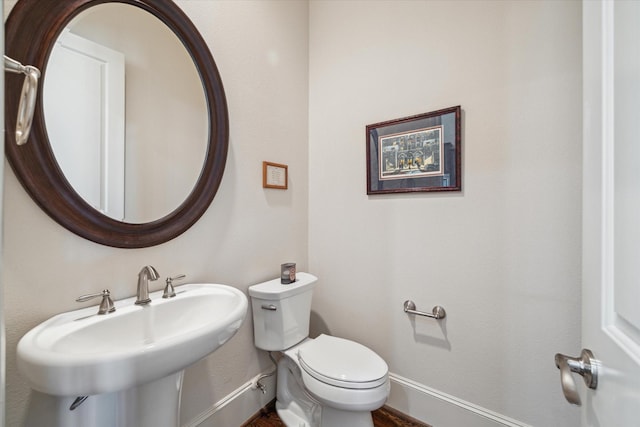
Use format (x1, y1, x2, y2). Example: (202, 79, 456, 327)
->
(554, 349, 598, 406)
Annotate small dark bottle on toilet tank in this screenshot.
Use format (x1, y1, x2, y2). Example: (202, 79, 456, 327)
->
(281, 263, 296, 284)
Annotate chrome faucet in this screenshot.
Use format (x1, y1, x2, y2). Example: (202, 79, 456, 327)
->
(135, 265, 159, 305)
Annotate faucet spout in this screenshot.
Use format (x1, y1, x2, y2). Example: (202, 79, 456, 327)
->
(135, 265, 159, 305)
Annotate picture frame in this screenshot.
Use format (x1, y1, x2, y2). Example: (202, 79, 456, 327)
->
(263, 161, 288, 189)
(366, 106, 461, 195)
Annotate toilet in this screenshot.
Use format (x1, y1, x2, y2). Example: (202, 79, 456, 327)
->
(248, 272, 390, 427)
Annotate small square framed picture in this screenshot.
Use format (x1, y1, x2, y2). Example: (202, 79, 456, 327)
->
(263, 161, 288, 189)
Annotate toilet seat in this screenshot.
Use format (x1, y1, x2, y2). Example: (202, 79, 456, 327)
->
(297, 334, 388, 389)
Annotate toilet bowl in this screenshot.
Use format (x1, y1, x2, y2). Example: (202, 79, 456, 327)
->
(248, 273, 390, 427)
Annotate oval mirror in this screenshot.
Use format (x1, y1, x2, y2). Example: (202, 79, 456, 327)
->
(5, 0, 229, 248)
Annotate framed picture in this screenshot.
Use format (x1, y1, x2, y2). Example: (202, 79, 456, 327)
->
(263, 161, 288, 189)
(366, 106, 461, 195)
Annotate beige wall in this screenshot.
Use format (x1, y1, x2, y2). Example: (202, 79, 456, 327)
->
(308, 1, 582, 426)
(3, 1, 309, 425)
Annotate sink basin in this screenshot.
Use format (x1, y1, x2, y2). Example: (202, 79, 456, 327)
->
(17, 283, 247, 396)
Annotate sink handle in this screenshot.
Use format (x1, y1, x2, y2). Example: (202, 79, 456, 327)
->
(163, 274, 185, 298)
(76, 289, 115, 315)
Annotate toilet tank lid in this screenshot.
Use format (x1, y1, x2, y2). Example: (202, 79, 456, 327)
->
(248, 272, 318, 300)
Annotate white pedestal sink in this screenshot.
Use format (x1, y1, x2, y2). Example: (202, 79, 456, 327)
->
(17, 283, 248, 427)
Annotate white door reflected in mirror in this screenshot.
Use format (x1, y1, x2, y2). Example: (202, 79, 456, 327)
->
(43, 3, 208, 224)
(45, 29, 125, 220)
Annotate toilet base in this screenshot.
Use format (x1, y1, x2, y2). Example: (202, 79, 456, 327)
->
(275, 353, 379, 427)
(276, 397, 374, 427)
(320, 406, 373, 427)
(276, 400, 314, 427)
(276, 356, 321, 426)
(276, 396, 374, 427)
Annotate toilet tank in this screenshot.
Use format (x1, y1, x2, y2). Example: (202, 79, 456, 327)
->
(248, 272, 317, 351)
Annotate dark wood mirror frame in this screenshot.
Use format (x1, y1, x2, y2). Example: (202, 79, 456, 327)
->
(5, 0, 229, 248)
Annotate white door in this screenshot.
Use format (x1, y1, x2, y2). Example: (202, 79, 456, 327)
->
(43, 29, 125, 220)
(570, 0, 640, 425)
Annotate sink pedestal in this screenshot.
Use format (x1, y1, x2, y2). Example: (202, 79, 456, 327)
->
(25, 372, 184, 427)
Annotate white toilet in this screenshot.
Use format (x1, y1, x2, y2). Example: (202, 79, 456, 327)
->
(248, 272, 390, 427)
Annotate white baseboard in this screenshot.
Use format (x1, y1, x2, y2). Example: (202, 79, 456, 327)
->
(183, 371, 531, 427)
(387, 373, 532, 427)
(183, 372, 276, 427)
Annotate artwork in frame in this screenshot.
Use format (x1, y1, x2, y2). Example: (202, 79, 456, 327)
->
(263, 161, 288, 189)
(366, 106, 461, 195)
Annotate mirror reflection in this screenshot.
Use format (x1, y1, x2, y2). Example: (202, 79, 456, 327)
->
(43, 3, 208, 223)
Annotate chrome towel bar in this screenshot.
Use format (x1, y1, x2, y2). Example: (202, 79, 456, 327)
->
(403, 300, 446, 320)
